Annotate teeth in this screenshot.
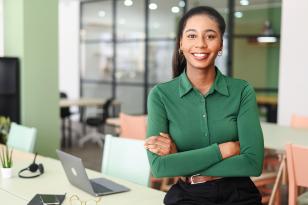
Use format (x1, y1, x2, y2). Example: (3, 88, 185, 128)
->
(193, 53, 207, 57)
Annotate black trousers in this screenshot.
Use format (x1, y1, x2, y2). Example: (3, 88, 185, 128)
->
(164, 177, 262, 205)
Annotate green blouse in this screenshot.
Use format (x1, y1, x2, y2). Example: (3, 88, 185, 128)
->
(146, 68, 264, 178)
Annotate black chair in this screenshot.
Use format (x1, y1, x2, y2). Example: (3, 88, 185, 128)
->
(78, 98, 114, 147)
(60, 92, 73, 148)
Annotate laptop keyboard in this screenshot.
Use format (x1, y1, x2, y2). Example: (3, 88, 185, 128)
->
(90, 181, 113, 193)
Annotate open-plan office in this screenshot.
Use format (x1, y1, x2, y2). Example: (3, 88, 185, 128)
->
(1, 0, 308, 204)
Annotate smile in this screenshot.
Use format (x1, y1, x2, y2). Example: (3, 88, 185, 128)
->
(192, 52, 209, 60)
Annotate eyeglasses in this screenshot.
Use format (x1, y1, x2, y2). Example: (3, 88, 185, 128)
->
(69, 194, 102, 205)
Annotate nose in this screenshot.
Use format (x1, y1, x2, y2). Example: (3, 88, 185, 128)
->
(195, 36, 207, 48)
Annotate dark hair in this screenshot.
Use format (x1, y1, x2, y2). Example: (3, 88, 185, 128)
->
(172, 6, 226, 78)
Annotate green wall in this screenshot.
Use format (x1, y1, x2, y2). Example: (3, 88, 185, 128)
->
(233, 7, 281, 89)
(4, 0, 60, 158)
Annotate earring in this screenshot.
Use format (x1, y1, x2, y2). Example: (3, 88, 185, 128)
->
(218, 50, 223, 56)
(178, 48, 182, 55)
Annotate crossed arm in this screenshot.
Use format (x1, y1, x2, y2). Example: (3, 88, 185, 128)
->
(145, 85, 264, 178)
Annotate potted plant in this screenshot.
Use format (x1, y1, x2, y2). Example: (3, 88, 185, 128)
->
(0, 146, 13, 178)
(0, 116, 11, 144)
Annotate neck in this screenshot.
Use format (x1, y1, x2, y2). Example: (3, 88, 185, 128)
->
(186, 66, 216, 95)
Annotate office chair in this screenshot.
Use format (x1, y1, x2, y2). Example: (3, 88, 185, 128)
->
(102, 134, 150, 186)
(291, 114, 308, 128)
(79, 98, 114, 147)
(7, 122, 37, 153)
(119, 112, 147, 140)
(60, 92, 73, 148)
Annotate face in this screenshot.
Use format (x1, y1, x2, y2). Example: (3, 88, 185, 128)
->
(180, 14, 222, 72)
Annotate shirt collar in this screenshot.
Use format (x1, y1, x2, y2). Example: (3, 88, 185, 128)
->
(179, 67, 229, 98)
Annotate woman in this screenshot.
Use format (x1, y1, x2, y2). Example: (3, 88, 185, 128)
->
(144, 6, 264, 205)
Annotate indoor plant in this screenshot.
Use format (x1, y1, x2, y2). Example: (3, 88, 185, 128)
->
(0, 146, 13, 178)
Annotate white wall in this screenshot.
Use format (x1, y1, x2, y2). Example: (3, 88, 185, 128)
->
(278, 0, 308, 125)
(59, 0, 80, 100)
(0, 0, 3, 56)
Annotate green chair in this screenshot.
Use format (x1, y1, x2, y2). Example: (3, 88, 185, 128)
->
(7, 122, 37, 153)
(101, 134, 150, 186)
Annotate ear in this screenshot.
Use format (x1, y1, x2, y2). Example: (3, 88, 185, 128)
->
(220, 40, 223, 50)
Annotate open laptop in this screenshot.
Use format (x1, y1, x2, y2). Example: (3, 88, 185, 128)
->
(56, 150, 130, 196)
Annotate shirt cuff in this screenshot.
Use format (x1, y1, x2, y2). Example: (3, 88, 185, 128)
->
(212, 143, 223, 161)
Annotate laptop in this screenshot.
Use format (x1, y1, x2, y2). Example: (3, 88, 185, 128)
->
(56, 150, 130, 196)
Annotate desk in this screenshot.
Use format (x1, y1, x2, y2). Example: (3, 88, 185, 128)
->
(0, 147, 165, 204)
(261, 122, 308, 150)
(60, 98, 106, 108)
(261, 122, 308, 205)
(59, 98, 121, 147)
(257, 95, 278, 123)
(106, 117, 120, 127)
(0, 189, 27, 204)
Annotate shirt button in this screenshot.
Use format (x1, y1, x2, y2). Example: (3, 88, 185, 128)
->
(203, 114, 206, 118)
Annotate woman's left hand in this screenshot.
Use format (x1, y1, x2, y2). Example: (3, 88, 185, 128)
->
(144, 133, 177, 156)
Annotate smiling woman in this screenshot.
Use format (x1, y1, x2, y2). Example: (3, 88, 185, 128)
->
(145, 6, 264, 205)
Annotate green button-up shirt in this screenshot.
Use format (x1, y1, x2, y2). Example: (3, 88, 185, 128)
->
(147, 68, 264, 178)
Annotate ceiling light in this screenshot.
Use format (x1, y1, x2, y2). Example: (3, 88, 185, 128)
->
(179, 0, 185, 8)
(240, 0, 249, 6)
(257, 37, 277, 43)
(171, 6, 180, 13)
(234, 11, 243, 18)
(98, 10, 106, 18)
(149, 3, 158, 10)
(124, 0, 133, 7)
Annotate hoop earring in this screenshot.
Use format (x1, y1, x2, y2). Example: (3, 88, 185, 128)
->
(218, 50, 223, 56)
(178, 48, 182, 55)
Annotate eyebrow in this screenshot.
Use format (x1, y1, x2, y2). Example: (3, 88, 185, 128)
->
(184, 29, 218, 33)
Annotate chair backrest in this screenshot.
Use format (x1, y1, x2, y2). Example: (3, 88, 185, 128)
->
(7, 122, 37, 153)
(290, 114, 308, 128)
(60, 92, 71, 118)
(119, 113, 147, 140)
(101, 98, 114, 121)
(102, 135, 150, 186)
(286, 144, 308, 205)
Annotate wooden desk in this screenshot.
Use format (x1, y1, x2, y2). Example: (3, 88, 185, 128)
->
(257, 95, 278, 123)
(257, 95, 278, 107)
(60, 98, 106, 108)
(261, 122, 308, 205)
(0, 147, 165, 204)
(106, 117, 120, 127)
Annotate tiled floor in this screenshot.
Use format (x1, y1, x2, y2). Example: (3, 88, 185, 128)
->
(61, 122, 116, 172)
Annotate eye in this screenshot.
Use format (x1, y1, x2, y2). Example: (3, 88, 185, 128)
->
(187, 34, 197, 39)
(206, 34, 217, 40)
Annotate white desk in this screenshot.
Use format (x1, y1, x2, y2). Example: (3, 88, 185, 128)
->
(0, 189, 27, 204)
(261, 122, 308, 150)
(0, 148, 165, 204)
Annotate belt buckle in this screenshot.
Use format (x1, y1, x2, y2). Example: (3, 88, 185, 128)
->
(190, 174, 204, 185)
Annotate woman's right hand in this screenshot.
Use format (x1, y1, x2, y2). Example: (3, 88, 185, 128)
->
(144, 133, 177, 156)
(218, 141, 240, 159)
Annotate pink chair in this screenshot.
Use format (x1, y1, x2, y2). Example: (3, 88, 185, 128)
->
(119, 113, 147, 140)
(291, 114, 308, 128)
(286, 144, 308, 205)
